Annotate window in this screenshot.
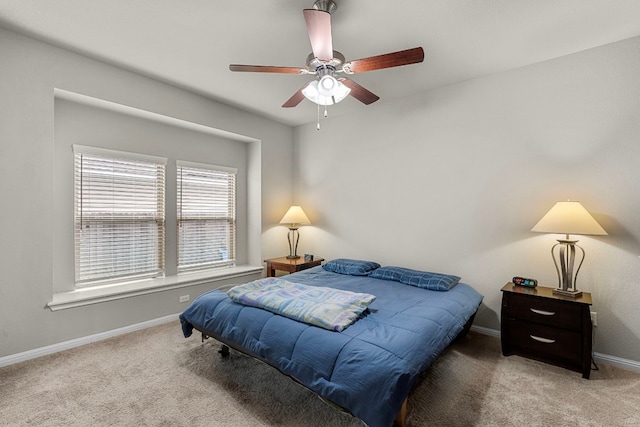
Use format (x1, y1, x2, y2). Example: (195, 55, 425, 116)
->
(177, 161, 237, 272)
(73, 145, 166, 285)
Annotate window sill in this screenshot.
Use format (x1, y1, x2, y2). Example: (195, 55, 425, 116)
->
(47, 265, 264, 311)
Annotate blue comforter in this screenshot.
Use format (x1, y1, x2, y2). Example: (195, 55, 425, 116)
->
(180, 266, 483, 427)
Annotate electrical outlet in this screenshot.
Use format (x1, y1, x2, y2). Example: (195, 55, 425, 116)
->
(590, 311, 597, 327)
(179, 295, 190, 303)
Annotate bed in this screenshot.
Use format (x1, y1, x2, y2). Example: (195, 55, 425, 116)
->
(180, 260, 483, 427)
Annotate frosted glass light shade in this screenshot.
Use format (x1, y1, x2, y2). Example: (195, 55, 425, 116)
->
(531, 201, 607, 236)
(302, 77, 351, 106)
(279, 206, 311, 227)
(317, 75, 337, 97)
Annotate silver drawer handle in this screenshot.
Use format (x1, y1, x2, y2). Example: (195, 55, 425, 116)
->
(530, 335, 555, 344)
(530, 308, 555, 316)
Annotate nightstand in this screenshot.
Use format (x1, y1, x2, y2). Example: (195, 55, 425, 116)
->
(264, 256, 324, 277)
(501, 282, 593, 379)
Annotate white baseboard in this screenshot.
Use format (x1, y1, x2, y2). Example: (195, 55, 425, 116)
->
(470, 325, 500, 337)
(593, 352, 640, 372)
(470, 325, 640, 373)
(0, 313, 180, 368)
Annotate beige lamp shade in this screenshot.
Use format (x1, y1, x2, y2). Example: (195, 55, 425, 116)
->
(531, 201, 607, 236)
(279, 206, 311, 227)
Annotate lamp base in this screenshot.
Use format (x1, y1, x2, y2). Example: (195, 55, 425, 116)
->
(286, 255, 300, 260)
(552, 288, 583, 298)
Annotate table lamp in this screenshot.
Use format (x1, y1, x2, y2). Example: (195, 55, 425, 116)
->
(279, 206, 311, 259)
(531, 200, 607, 297)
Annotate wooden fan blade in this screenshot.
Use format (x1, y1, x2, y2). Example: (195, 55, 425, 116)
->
(229, 64, 305, 74)
(343, 47, 424, 74)
(341, 78, 380, 105)
(303, 9, 333, 61)
(282, 82, 312, 108)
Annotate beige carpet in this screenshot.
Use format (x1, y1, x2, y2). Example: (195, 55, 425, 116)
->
(1, 320, 639, 426)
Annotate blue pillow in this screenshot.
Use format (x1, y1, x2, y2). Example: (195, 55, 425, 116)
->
(322, 258, 381, 276)
(369, 266, 460, 291)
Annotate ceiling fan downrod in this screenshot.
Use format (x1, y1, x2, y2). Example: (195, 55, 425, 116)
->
(312, 0, 337, 14)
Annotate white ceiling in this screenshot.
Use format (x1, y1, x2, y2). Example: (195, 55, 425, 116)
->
(1, 0, 640, 127)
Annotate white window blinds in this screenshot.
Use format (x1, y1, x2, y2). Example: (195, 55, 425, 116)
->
(73, 145, 166, 285)
(177, 161, 237, 272)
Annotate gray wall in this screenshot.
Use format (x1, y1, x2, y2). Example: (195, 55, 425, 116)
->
(293, 36, 640, 362)
(0, 27, 294, 357)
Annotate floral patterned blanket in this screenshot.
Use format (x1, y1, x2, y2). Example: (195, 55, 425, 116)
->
(226, 277, 375, 332)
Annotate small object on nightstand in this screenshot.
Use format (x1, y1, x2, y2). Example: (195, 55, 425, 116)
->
(304, 254, 314, 261)
(512, 276, 538, 287)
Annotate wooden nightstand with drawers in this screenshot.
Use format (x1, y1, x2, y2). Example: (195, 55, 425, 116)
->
(501, 282, 593, 379)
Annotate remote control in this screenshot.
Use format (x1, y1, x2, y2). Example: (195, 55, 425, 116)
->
(512, 276, 538, 287)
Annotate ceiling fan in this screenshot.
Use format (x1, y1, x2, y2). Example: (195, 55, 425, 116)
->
(229, 0, 425, 109)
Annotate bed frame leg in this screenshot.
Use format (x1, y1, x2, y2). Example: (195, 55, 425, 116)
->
(395, 398, 408, 427)
(218, 344, 230, 358)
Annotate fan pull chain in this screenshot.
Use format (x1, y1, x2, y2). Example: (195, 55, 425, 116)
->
(315, 104, 330, 130)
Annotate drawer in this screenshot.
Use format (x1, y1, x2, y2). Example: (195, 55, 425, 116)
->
(506, 293, 583, 331)
(505, 319, 583, 366)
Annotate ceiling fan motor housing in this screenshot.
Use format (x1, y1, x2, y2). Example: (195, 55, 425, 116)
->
(306, 51, 345, 74)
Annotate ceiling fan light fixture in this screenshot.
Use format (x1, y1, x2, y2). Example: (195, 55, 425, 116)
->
(302, 78, 350, 105)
